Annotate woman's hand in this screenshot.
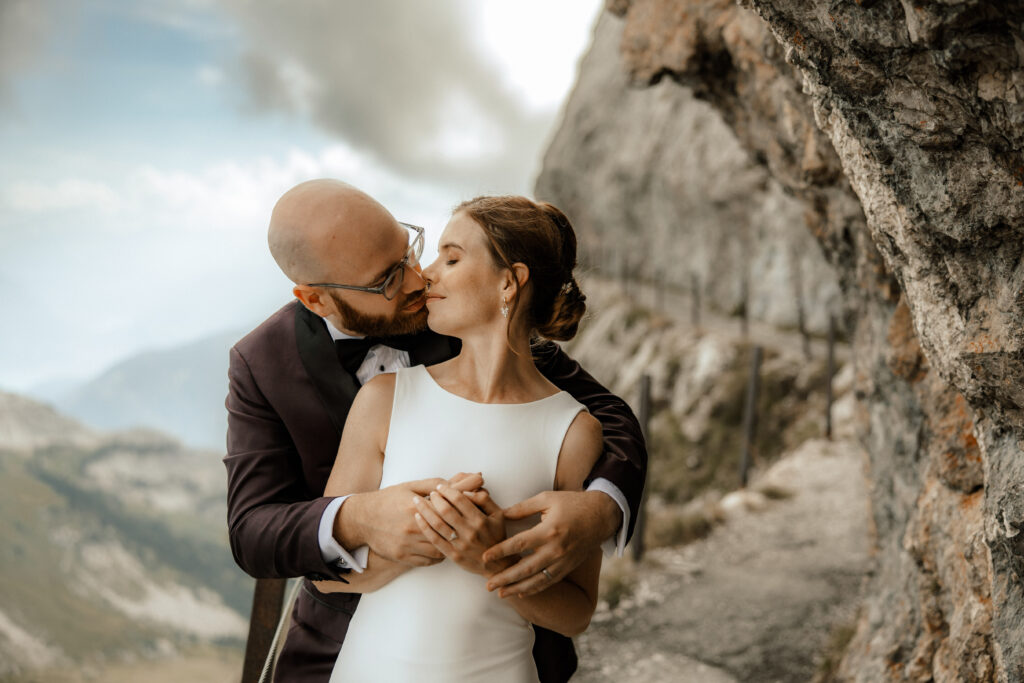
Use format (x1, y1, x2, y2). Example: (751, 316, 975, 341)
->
(413, 484, 511, 577)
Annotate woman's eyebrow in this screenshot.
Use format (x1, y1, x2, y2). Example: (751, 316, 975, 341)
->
(439, 242, 464, 252)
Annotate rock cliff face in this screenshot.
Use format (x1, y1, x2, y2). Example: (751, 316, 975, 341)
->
(539, 1, 1022, 680)
(536, 13, 842, 334)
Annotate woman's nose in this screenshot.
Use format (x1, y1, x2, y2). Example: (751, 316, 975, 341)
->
(420, 258, 440, 286)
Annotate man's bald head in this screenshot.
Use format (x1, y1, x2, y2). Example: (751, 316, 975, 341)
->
(268, 179, 399, 284)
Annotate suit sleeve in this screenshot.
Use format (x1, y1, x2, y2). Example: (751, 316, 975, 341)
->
(533, 342, 647, 542)
(224, 345, 345, 581)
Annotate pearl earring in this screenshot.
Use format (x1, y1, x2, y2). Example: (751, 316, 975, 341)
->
(501, 300, 509, 318)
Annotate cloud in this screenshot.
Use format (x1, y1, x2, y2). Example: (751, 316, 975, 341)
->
(218, 0, 552, 193)
(1, 143, 460, 243)
(0, 144, 465, 391)
(0, 0, 60, 105)
(125, 0, 235, 40)
(4, 178, 124, 213)
(197, 65, 225, 87)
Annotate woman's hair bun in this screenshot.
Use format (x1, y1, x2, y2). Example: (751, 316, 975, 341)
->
(536, 276, 586, 341)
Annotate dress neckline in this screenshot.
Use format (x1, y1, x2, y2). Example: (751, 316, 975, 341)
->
(416, 364, 568, 407)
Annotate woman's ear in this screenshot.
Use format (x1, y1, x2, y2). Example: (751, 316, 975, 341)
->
(512, 263, 529, 289)
(501, 263, 529, 298)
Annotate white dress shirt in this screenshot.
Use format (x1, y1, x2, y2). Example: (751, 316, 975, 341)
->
(317, 317, 630, 573)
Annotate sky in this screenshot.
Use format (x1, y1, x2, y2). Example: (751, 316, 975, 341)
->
(0, 0, 603, 393)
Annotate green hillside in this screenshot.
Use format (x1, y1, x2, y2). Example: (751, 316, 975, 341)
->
(0, 450, 163, 660)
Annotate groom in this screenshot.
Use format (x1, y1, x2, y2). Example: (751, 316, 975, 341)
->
(225, 179, 647, 683)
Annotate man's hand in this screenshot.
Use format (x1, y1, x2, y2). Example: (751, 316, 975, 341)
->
(335, 473, 483, 566)
(482, 490, 620, 597)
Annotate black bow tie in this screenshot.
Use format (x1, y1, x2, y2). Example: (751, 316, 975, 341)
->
(334, 334, 419, 375)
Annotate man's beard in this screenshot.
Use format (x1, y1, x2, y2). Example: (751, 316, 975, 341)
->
(330, 290, 429, 337)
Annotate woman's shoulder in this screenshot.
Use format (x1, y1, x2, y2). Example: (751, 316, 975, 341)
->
(555, 410, 603, 491)
(353, 371, 398, 408)
(565, 410, 602, 448)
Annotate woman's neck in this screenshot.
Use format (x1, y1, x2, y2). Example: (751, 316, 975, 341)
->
(441, 324, 552, 404)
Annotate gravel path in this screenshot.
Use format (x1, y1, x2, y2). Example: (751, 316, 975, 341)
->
(575, 438, 870, 683)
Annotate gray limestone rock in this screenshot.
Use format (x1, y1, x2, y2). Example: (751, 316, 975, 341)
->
(540, 0, 1024, 679)
(535, 13, 842, 335)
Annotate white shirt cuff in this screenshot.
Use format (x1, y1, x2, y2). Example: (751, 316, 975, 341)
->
(586, 477, 629, 557)
(318, 495, 369, 573)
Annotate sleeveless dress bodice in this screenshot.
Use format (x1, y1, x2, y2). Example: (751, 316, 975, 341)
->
(329, 364, 585, 683)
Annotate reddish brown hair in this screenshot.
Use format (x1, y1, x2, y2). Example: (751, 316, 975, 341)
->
(454, 195, 586, 342)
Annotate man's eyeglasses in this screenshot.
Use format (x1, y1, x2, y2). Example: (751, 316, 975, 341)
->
(307, 222, 425, 301)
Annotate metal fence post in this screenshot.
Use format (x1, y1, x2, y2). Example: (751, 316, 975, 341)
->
(632, 374, 652, 562)
(793, 250, 812, 360)
(738, 346, 763, 488)
(691, 274, 701, 328)
(740, 276, 750, 339)
(826, 315, 835, 440)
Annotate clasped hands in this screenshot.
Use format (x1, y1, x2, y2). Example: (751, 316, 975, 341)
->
(412, 479, 510, 578)
(340, 472, 618, 598)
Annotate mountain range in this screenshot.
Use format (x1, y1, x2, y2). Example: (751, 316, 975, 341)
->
(32, 328, 246, 451)
(0, 391, 250, 677)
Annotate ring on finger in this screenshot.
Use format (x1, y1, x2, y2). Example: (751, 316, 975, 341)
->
(541, 568, 554, 581)
(448, 531, 457, 541)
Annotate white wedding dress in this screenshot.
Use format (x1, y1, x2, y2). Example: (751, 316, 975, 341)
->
(329, 364, 585, 683)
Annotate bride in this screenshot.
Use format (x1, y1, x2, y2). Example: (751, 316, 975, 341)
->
(320, 195, 603, 682)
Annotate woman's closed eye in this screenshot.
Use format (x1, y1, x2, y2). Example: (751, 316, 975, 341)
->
(446, 259, 458, 266)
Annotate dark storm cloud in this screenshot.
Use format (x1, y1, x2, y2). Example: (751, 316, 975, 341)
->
(219, 0, 551, 191)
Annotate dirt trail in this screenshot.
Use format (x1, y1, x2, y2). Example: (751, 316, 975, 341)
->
(575, 437, 870, 683)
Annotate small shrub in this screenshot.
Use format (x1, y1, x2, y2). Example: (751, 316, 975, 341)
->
(645, 507, 717, 549)
(756, 483, 795, 500)
(813, 619, 858, 682)
(599, 567, 635, 610)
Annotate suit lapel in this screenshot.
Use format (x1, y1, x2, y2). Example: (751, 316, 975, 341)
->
(408, 331, 460, 367)
(294, 304, 361, 436)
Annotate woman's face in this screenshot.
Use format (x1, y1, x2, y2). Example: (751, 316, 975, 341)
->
(421, 211, 508, 338)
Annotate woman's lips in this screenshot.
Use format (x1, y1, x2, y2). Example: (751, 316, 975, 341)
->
(425, 295, 444, 306)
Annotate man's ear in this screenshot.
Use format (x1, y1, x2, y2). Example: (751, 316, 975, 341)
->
(501, 263, 530, 298)
(293, 285, 333, 317)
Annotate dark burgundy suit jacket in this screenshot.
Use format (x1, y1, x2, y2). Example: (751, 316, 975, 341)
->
(224, 300, 646, 682)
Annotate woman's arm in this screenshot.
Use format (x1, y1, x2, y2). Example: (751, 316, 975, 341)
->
(503, 411, 603, 635)
(312, 549, 409, 594)
(416, 411, 604, 636)
(314, 373, 416, 594)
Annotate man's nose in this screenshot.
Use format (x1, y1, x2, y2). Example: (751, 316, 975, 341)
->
(403, 261, 426, 292)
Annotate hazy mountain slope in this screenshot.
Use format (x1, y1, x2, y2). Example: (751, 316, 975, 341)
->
(52, 329, 244, 450)
(0, 392, 248, 677)
(0, 392, 98, 452)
